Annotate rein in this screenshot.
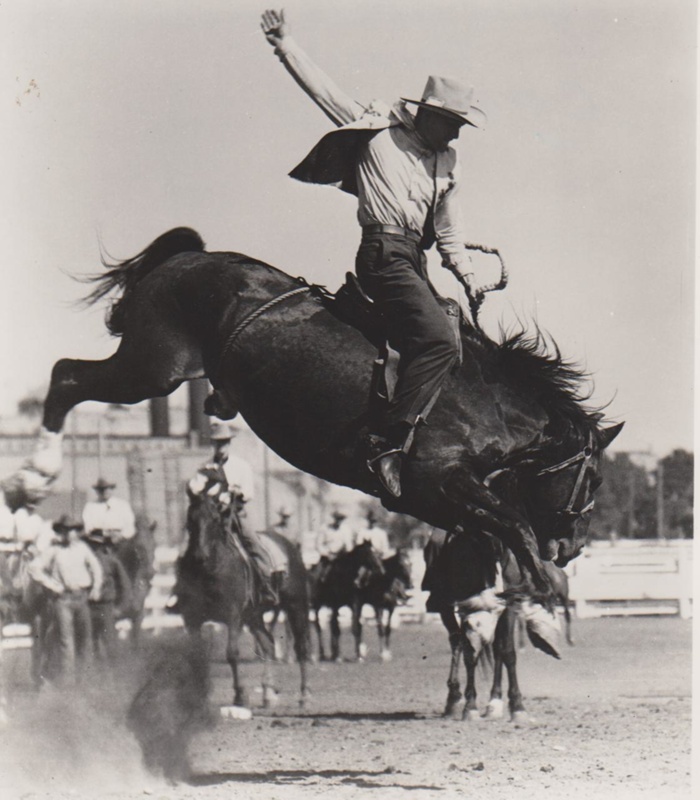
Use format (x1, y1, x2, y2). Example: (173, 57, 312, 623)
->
(218, 284, 312, 374)
(535, 432, 595, 517)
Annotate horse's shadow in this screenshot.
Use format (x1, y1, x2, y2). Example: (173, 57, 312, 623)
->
(190, 767, 445, 791)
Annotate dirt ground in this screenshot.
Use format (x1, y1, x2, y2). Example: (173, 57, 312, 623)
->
(0, 615, 693, 800)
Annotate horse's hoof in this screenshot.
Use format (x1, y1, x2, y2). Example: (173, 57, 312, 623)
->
(299, 690, 312, 708)
(463, 708, 481, 722)
(511, 709, 529, 724)
(484, 699, 504, 720)
(380, 650, 392, 663)
(443, 700, 464, 721)
(358, 643, 368, 659)
(220, 705, 252, 721)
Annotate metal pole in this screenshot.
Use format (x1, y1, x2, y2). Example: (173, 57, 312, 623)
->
(656, 459, 665, 540)
(70, 411, 78, 517)
(97, 415, 104, 478)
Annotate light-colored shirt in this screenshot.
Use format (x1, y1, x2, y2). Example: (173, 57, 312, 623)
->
(29, 540, 103, 596)
(82, 496, 136, 540)
(188, 455, 256, 503)
(315, 520, 355, 558)
(13, 507, 53, 546)
(275, 36, 469, 275)
(354, 524, 392, 559)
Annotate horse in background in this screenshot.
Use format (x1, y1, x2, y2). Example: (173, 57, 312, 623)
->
(356, 548, 413, 662)
(175, 487, 310, 711)
(424, 527, 561, 723)
(307, 541, 385, 663)
(114, 512, 156, 647)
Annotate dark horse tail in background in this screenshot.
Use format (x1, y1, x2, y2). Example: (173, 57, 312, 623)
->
(15, 227, 622, 592)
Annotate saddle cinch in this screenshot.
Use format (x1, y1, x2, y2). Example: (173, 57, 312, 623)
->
(321, 273, 463, 429)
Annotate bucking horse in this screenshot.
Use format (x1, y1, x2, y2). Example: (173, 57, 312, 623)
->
(8, 227, 622, 602)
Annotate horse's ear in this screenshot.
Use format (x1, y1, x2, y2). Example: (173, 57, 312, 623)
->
(599, 422, 624, 450)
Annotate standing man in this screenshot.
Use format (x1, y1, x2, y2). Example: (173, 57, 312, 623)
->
(261, 9, 486, 498)
(85, 530, 132, 665)
(188, 421, 277, 606)
(29, 516, 103, 686)
(82, 477, 136, 544)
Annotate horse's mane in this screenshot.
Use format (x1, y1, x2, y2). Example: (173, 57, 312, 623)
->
(79, 227, 205, 336)
(464, 322, 606, 442)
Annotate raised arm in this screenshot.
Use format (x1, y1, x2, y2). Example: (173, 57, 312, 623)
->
(261, 9, 365, 127)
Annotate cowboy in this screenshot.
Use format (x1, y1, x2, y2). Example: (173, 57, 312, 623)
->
(188, 421, 278, 606)
(354, 509, 392, 560)
(28, 515, 103, 686)
(273, 505, 292, 533)
(82, 477, 136, 543)
(314, 508, 355, 583)
(85, 530, 133, 665)
(261, 9, 485, 499)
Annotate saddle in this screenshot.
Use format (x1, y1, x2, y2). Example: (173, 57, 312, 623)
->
(320, 273, 463, 428)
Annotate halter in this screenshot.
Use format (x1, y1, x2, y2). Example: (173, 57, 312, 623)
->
(535, 432, 596, 518)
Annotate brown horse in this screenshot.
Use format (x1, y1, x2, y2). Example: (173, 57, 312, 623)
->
(34, 228, 622, 595)
(175, 486, 310, 711)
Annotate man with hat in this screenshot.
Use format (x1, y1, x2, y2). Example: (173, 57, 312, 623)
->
(261, 10, 486, 499)
(188, 421, 277, 606)
(354, 509, 392, 561)
(314, 508, 356, 583)
(28, 515, 103, 686)
(84, 529, 132, 665)
(82, 477, 136, 544)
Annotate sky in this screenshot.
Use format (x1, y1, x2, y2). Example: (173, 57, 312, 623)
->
(0, 0, 695, 459)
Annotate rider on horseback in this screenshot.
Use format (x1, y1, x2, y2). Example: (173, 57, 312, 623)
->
(262, 9, 485, 499)
(188, 421, 278, 607)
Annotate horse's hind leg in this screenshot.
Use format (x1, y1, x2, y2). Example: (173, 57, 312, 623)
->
(286, 603, 311, 707)
(42, 329, 202, 434)
(248, 614, 278, 708)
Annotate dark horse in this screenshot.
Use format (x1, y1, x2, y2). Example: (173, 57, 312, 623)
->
(425, 528, 559, 722)
(175, 487, 310, 710)
(36, 228, 622, 594)
(307, 542, 385, 663)
(114, 512, 156, 647)
(355, 548, 413, 663)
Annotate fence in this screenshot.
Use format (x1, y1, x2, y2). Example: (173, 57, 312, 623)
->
(2, 539, 693, 650)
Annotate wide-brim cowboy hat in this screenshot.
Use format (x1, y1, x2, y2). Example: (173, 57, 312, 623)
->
(93, 477, 116, 490)
(52, 514, 84, 534)
(402, 75, 487, 129)
(85, 529, 109, 544)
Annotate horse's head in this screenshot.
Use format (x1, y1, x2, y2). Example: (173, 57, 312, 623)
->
(353, 539, 385, 577)
(523, 422, 623, 566)
(185, 486, 234, 563)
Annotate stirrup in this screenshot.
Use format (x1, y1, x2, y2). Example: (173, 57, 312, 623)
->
(366, 446, 404, 472)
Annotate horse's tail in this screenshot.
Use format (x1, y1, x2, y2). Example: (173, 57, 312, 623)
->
(81, 227, 205, 336)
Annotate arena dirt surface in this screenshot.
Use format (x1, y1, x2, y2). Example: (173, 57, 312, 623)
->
(0, 615, 693, 800)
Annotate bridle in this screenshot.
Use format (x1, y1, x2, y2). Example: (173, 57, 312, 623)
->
(534, 432, 596, 519)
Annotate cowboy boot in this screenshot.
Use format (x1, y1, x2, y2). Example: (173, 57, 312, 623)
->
(367, 436, 403, 498)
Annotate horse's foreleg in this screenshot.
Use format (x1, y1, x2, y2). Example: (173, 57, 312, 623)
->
(563, 600, 574, 646)
(440, 609, 464, 719)
(330, 609, 341, 663)
(351, 601, 365, 662)
(248, 613, 278, 708)
(311, 608, 326, 662)
(441, 469, 552, 595)
(286, 603, 311, 707)
(490, 607, 526, 722)
(461, 625, 480, 722)
(375, 606, 391, 663)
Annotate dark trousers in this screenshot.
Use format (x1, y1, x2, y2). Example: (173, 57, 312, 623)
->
(90, 601, 119, 663)
(237, 516, 273, 581)
(54, 591, 92, 685)
(355, 232, 459, 436)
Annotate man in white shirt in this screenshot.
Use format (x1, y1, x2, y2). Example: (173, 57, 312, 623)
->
(82, 477, 136, 543)
(261, 9, 486, 498)
(354, 509, 392, 560)
(188, 421, 277, 606)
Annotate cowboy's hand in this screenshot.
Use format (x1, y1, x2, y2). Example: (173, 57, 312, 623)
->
(261, 9, 288, 46)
